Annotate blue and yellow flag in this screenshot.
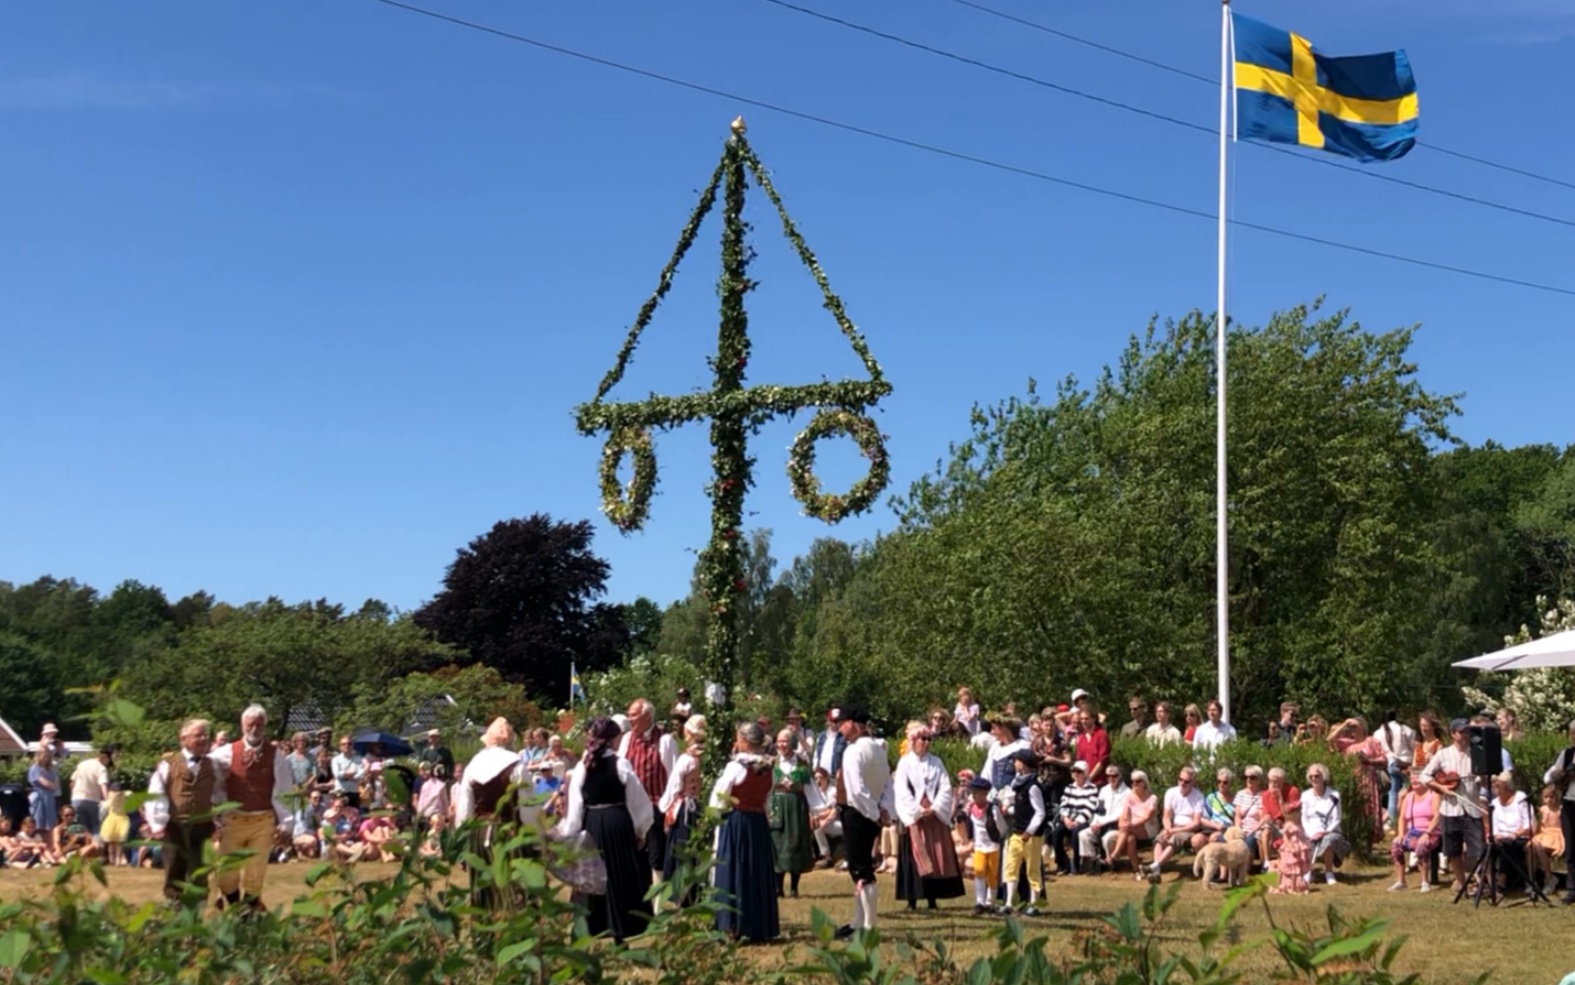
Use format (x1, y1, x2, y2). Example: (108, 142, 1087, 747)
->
(569, 664, 586, 704)
(1233, 13, 1418, 163)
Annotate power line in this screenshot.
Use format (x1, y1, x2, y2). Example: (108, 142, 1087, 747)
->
(364, 0, 1575, 299)
(943, 0, 1575, 194)
(759, 0, 1575, 231)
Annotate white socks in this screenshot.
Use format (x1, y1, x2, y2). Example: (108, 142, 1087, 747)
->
(974, 880, 992, 906)
(858, 882, 879, 929)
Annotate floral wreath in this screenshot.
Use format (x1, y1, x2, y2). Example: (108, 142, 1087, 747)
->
(598, 427, 656, 532)
(787, 409, 889, 523)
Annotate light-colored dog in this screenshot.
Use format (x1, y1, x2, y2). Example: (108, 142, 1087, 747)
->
(1193, 826, 1252, 888)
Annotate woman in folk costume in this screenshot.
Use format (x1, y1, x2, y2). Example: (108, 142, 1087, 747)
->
(893, 721, 966, 910)
(710, 722, 780, 942)
(769, 727, 815, 899)
(657, 715, 707, 899)
(555, 717, 654, 943)
(454, 718, 532, 912)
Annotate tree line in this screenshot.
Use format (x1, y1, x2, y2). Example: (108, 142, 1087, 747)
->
(5, 302, 1573, 742)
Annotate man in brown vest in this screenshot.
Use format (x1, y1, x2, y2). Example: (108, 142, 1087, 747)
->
(210, 704, 296, 912)
(145, 718, 217, 905)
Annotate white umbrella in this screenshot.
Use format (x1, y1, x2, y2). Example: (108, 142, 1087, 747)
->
(1452, 628, 1575, 672)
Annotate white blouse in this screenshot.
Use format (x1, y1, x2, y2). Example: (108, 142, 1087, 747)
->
(708, 755, 774, 810)
(657, 751, 701, 815)
(1491, 791, 1532, 839)
(553, 754, 654, 840)
(893, 752, 955, 827)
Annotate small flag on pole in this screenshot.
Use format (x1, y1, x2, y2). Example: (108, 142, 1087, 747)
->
(1233, 13, 1418, 163)
(569, 664, 586, 705)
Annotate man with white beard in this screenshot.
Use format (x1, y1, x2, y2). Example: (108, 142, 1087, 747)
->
(209, 704, 295, 912)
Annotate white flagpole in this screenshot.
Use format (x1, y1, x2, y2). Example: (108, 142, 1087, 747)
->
(1215, 0, 1232, 725)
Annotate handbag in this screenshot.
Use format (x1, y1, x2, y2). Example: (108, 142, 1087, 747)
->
(547, 830, 608, 896)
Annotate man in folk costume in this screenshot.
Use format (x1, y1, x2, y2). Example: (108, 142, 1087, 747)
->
(454, 718, 533, 911)
(209, 704, 296, 912)
(617, 698, 676, 878)
(146, 718, 218, 906)
(830, 705, 892, 940)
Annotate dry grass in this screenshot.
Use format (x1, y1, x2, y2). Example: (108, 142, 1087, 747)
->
(1, 860, 1567, 982)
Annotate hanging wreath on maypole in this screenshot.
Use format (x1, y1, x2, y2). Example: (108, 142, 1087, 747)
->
(787, 410, 889, 523)
(598, 427, 657, 532)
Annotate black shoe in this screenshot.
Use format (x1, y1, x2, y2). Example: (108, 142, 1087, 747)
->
(834, 924, 856, 940)
(906, 901, 917, 912)
(790, 890, 799, 899)
(972, 903, 989, 915)
(1563, 892, 1575, 906)
(927, 899, 938, 910)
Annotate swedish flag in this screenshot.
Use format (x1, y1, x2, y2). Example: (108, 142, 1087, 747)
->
(569, 664, 586, 704)
(1233, 13, 1418, 163)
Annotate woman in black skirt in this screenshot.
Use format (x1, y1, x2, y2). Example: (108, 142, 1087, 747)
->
(893, 721, 966, 910)
(710, 722, 780, 942)
(656, 715, 707, 900)
(555, 717, 655, 942)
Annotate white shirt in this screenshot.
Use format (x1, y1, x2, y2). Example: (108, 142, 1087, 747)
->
(1420, 745, 1481, 818)
(1543, 746, 1575, 802)
(1144, 723, 1183, 747)
(893, 753, 955, 827)
(331, 752, 367, 794)
(1491, 790, 1532, 840)
(453, 746, 534, 827)
(553, 754, 654, 840)
(1375, 721, 1416, 767)
(1301, 787, 1342, 841)
(966, 800, 1005, 852)
(1191, 720, 1238, 751)
(657, 750, 701, 815)
(1093, 781, 1131, 828)
(144, 752, 210, 835)
(1164, 785, 1206, 829)
(616, 727, 678, 778)
(208, 740, 296, 826)
(841, 736, 893, 823)
(70, 759, 109, 803)
(709, 754, 775, 811)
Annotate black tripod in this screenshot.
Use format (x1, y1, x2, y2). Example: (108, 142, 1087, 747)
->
(1451, 780, 1494, 908)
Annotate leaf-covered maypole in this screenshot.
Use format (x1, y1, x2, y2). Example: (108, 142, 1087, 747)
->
(574, 118, 892, 779)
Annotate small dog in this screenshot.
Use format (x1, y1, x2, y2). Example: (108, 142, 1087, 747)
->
(1193, 826, 1253, 888)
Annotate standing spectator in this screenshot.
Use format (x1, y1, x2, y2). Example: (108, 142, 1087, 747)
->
(1412, 713, 1444, 770)
(1182, 705, 1203, 744)
(418, 729, 456, 779)
(1191, 699, 1238, 752)
(1330, 717, 1386, 839)
(618, 698, 677, 881)
(331, 735, 367, 809)
(555, 717, 655, 943)
(1420, 718, 1487, 895)
(1120, 699, 1149, 740)
(145, 718, 217, 906)
(1374, 712, 1416, 829)
(812, 709, 848, 781)
(308, 727, 334, 761)
(832, 705, 892, 939)
(1496, 709, 1526, 743)
(286, 733, 315, 789)
(709, 722, 780, 942)
(416, 765, 450, 825)
(38, 724, 67, 763)
(953, 687, 982, 737)
(1144, 702, 1183, 747)
(69, 746, 114, 837)
(1073, 708, 1111, 786)
(26, 749, 59, 833)
(99, 782, 130, 866)
(1543, 719, 1575, 904)
(1275, 703, 1300, 744)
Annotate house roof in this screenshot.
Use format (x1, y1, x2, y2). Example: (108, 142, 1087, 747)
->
(0, 715, 29, 758)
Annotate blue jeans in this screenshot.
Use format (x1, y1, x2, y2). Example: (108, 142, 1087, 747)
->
(1386, 763, 1407, 824)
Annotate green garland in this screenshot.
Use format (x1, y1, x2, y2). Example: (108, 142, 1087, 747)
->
(573, 118, 893, 785)
(598, 427, 657, 532)
(787, 410, 889, 523)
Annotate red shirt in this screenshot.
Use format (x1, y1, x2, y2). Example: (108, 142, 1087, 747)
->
(1074, 728, 1112, 786)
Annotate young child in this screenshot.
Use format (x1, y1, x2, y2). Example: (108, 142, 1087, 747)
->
(420, 813, 447, 859)
(99, 784, 130, 866)
(13, 817, 56, 868)
(0, 817, 20, 867)
(1528, 784, 1565, 896)
(1001, 749, 1047, 916)
(1272, 805, 1312, 895)
(960, 775, 1005, 914)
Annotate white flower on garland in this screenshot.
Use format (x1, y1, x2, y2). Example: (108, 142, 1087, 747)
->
(1462, 596, 1575, 733)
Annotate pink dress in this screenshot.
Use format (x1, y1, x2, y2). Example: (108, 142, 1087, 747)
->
(1273, 820, 1312, 894)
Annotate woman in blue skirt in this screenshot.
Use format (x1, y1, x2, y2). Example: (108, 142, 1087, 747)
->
(657, 715, 707, 902)
(710, 722, 780, 942)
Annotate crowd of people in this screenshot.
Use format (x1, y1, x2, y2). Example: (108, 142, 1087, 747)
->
(6, 686, 1575, 941)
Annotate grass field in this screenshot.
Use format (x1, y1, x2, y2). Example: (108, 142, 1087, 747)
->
(1, 860, 1568, 982)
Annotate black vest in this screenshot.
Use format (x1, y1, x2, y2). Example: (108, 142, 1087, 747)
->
(1010, 779, 1037, 834)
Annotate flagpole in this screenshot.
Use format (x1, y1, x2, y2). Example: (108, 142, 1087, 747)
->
(1215, 0, 1232, 725)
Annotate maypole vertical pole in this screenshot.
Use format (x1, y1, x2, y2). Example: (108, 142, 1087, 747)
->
(1215, 0, 1232, 725)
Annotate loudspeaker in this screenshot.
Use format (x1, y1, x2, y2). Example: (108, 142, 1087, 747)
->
(1468, 724, 1502, 777)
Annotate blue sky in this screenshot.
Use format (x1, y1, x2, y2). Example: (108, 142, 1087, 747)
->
(2, 0, 1572, 613)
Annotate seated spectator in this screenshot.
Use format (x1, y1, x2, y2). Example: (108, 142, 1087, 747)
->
(1489, 772, 1533, 898)
(1260, 767, 1302, 868)
(0, 817, 19, 867)
(357, 814, 399, 863)
(1149, 766, 1206, 881)
(1301, 763, 1350, 884)
(129, 822, 162, 869)
(1052, 761, 1099, 875)
(54, 805, 99, 860)
(1201, 768, 1237, 843)
(805, 767, 843, 867)
(1388, 769, 1439, 893)
(12, 817, 58, 868)
(1084, 765, 1131, 870)
(1110, 772, 1158, 879)
(420, 814, 447, 859)
(1232, 766, 1267, 861)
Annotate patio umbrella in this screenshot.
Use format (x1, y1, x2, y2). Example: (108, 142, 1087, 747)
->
(1452, 628, 1575, 672)
(352, 731, 414, 757)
